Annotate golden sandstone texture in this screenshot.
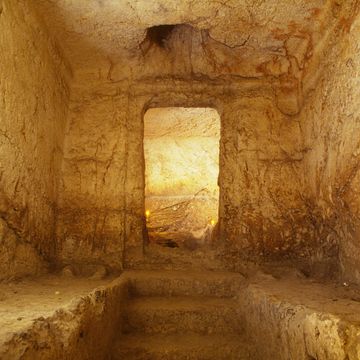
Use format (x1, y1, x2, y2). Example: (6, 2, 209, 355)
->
(0, 2, 360, 359)
(0, 0, 359, 283)
(0, 0, 70, 279)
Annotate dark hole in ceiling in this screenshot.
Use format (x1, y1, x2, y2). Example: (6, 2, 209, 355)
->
(146, 24, 177, 48)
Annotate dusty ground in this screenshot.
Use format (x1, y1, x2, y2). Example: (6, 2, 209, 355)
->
(117, 269, 360, 360)
(0, 270, 359, 359)
(0, 275, 113, 344)
(251, 271, 360, 320)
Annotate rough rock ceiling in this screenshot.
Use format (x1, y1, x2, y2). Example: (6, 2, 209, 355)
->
(34, 0, 335, 69)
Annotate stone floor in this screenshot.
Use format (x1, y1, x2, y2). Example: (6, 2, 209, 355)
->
(0, 275, 113, 344)
(1, 269, 360, 359)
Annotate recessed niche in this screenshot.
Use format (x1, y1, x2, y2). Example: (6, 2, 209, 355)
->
(145, 24, 177, 48)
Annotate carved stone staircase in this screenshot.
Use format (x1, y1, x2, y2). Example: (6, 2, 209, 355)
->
(111, 270, 251, 360)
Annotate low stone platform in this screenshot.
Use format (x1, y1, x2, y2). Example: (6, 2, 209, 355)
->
(0, 270, 359, 359)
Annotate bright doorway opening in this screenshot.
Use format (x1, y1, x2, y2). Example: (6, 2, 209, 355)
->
(144, 107, 220, 250)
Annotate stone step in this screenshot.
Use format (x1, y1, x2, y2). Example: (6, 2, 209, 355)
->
(123, 296, 242, 335)
(123, 270, 245, 298)
(112, 334, 251, 360)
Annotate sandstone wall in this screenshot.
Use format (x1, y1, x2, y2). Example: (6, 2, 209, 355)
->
(58, 79, 323, 272)
(220, 96, 312, 267)
(57, 90, 129, 271)
(56, 1, 359, 276)
(0, 0, 70, 279)
(300, 7, 360, 284)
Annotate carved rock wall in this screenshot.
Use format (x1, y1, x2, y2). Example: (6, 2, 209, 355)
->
(0, 0, 70, 279)
(300, 7, 360, 284)
(220, 96, 312, 265)
(58, 79, 329, 273)
(50, 0, 359, 278)
(57, 91, 128, 271)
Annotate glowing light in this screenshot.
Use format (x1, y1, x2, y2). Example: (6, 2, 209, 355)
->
(210, 219, 216, 226)
(145, 210, 150, 218)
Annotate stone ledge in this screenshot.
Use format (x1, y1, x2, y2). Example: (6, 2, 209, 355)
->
(0, 276, 128, 360)
(238, 273, 360, 360)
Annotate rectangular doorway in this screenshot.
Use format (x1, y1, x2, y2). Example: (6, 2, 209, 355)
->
(144, 107, 220, 251)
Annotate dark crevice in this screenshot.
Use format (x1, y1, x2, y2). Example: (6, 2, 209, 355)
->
(145, 24, 177, 48)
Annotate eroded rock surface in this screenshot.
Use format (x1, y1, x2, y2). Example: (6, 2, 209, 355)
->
(0, 0, 359, 282)
(0, 0, 70, 279)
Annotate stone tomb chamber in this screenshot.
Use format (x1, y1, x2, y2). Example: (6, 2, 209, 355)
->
(0, 0, 359, 359)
